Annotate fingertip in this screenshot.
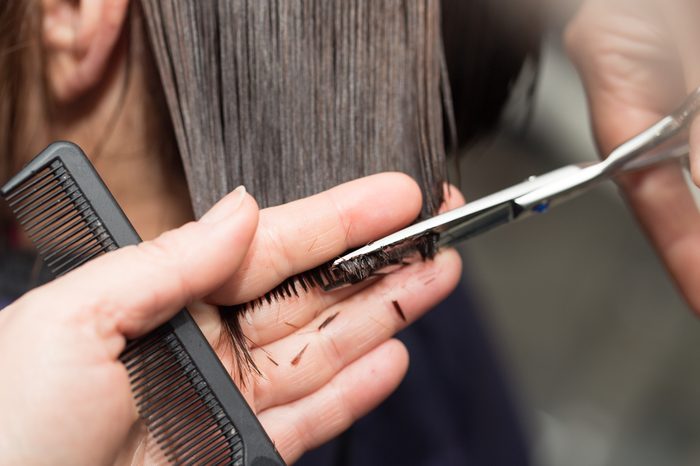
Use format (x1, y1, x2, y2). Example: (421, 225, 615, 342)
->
(257, 338, 411, 464)
(377, 171, 422, 191)
(345, 340, 409, 409)
(441, 183, 466, 212)
(210, 193, 260, 241)
(397, 173, 424, 215)
(200, 186, 255, 224)
(434, 248, 464, 288)
(381, 338, 409, 379)
(330, 172, 424, 244)
(362, 172, 424, 216)
(347, 339, 409, 394)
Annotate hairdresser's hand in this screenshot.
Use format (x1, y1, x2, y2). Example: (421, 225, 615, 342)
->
(0, 187, 259, 465)
(185, 173, 463, 464)
(0, 174, 462, 465)
(567, 0, 700, 312)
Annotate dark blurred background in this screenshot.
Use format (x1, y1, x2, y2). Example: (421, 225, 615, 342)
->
(456, 2, 700, 465)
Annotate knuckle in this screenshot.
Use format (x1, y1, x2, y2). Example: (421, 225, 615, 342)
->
(563, 2, 601, 63)
(564, 16, 589, 61)
(563, 22, 579, 55)
(136, 229, 182, 266)
(327, 379, 355, 429)
(319, 332, 345, 373)
(261, 221, 295, 280)
(134, 227, 197, 303)
(325, 191, 353, 246)
(291, 421, 313, 459)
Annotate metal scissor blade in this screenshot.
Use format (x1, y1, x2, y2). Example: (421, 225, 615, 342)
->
(516, 142, 690, 214)
(435, 201, 515, 247)
(335, 141, 690, 269)
(325, 91, 699, 289)
(334, 165, 586, 265)
(431, 164, 597, 248)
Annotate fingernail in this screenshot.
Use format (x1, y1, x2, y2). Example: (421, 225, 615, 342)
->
(200, 186, 247, 224)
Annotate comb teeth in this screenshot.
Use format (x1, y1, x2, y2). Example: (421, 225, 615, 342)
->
(121, 330, 244, 466)
(3, 160, 117, 276)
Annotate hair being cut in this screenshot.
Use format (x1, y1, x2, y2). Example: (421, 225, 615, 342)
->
(136, 0, 537, 372)
(140, 0, 450, 220)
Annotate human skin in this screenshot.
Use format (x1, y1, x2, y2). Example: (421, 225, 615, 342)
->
(0, 175, 464, 465)
(567, 0, 700, 313)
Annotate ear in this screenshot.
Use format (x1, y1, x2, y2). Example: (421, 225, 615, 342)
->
(42, 0, 130, 102)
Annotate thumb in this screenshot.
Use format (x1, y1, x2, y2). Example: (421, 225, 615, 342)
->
(18, 186, 259, 349)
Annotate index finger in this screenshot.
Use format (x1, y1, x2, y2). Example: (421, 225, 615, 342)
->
(209, 172, 424, 304)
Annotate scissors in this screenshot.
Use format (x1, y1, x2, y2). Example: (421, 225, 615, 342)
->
(321, 87, 700, 289)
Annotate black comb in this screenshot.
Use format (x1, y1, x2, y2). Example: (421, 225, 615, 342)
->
(1, 142, 284, 466)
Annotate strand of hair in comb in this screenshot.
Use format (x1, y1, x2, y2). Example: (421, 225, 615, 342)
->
(1, 142, 284, 466)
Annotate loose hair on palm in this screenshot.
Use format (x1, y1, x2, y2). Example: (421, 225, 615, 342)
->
(137, 0, 538, 375)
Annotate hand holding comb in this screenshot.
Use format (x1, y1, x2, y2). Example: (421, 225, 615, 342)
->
(1, 142, 284, 466)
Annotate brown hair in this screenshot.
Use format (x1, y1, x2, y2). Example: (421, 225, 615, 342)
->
(1, 0, 538, 229)
(0, 2, 34, 188)
(139, 0, 451, 219)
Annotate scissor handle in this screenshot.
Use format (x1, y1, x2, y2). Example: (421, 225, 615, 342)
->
(606, 88, 700, 171)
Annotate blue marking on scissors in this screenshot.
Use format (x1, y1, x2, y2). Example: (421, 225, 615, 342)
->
(533, 201, 550, 214)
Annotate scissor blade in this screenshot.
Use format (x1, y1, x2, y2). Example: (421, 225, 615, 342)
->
(436, 202, 516, 247)
(334, 165, 586, 265)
